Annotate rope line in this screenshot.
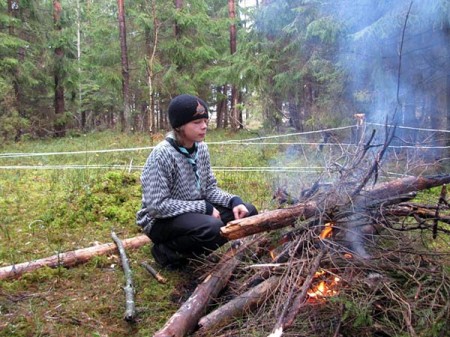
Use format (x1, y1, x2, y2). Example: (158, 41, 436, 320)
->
(0, 146, 155, 158)
(212, 125, 357, 143)
(2, 143, 450, 159)
(0, 164, 324, 172)
(1, 123, 449, 159)
(367, 122, 450, 133)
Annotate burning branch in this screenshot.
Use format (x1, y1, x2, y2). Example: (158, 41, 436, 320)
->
(278, 250, 325, 332)
(155, 122, 450, 336)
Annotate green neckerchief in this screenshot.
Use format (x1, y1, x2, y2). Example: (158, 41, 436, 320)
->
(166, 137, 200, 190)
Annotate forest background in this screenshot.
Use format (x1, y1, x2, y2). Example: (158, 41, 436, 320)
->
(0, 0, 449, 143)
(1, 0, 450, 336)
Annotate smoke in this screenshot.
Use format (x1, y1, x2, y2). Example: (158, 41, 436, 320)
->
(329, 0, 449, 128)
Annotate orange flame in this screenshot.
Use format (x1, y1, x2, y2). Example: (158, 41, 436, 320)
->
(307, 269, 341, 300)
(319, 222, 334, 239)
(307, 277, 340, 299)
(269, 249, 276, 260)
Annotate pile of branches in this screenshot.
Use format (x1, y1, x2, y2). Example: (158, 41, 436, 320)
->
(154, 124, 450, 337)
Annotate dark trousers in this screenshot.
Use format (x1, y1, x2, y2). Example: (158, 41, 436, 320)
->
(148, 203, 257, 256)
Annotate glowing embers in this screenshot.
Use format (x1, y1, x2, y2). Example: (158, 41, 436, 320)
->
(319, 222, 334, 239)
(307, 269, 341, 300)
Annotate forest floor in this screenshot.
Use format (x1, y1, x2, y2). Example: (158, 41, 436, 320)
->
(1, 129, 449, 336)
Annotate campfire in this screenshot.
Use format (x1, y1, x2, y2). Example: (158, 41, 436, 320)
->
(307, 270, 341, 300)
(152, 125, 450, 337)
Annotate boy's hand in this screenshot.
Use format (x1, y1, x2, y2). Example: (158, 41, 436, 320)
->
(212, 207, 221, 219)
(233, 204, 249, 220)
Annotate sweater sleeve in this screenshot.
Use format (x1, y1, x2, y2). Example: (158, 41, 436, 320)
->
(140, 146, 207, 219)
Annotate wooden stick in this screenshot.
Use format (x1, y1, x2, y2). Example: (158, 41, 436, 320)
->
(197, 275, 280, 334)
(111, 231, 136, 322)
(141, 261, 167, 284)
(433, 184, 448, 238)
(269, 250, 325, 336)
(0, 235, 150, 281)
(153, 240, 253, 337)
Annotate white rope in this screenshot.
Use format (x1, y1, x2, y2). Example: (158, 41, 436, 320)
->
(367, 122, 450, 133)
(0, 146, 155, 158)
(209, 125, 357, 143)
(1, 123, 449, 159)
(0, 164, 324, 172)
(2, 142, 450, 159)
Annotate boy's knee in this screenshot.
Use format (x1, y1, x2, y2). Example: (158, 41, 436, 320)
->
(203, 217, 224, 237)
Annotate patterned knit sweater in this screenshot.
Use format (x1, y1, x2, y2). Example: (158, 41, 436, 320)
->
(136, 138, 240, 235)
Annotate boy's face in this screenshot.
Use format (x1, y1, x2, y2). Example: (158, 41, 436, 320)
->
(180, 118, 209, 146)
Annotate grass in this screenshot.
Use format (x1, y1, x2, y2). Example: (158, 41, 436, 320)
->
(0, 129, 449, 336)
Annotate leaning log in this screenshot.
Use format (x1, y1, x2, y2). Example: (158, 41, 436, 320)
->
(153, 240, 253, 337)
(0, 234, 150, 281)
(221, 175, 450, 240)
(196, 275, 281, 334)
(221, 201, 320, 240)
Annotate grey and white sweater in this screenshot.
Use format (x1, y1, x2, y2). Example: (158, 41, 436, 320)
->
(136, 138, 241, 235)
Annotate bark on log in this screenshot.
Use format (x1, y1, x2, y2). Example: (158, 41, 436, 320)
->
(153, 241, 250, 337)
(111, 231, 136, 322)
(0, 235, 150, 281)
(221, 201, 320, 240)
(221, 175, 450, 240)
(385, 204, 450, 224)
(196, 275, 281, 334)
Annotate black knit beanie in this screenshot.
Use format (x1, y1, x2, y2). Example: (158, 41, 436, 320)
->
(168, 94, 209, 129)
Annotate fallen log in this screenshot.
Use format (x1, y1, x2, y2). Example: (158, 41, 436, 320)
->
(0, 234, 150, 281)
(196, 275, 281, 335)
(221, 175, 450, 240)
(153, 241, 248, 337)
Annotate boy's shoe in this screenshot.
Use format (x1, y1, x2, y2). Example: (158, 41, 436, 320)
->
(151, 243, 187, 269)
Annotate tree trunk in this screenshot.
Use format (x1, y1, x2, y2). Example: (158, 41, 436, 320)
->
(144, 0, 159, 134)
(174, 0, 183, 38)
(0, 235, 150, 281)
(8, 0, 25, 141)
(53, 0, 66, 137)
(216, 86, 227, 129)
(76, 0, 84, 131)
(117, 0, 131, 132)
(228, 0, 239, 130)
(445, 18, 450, 157)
